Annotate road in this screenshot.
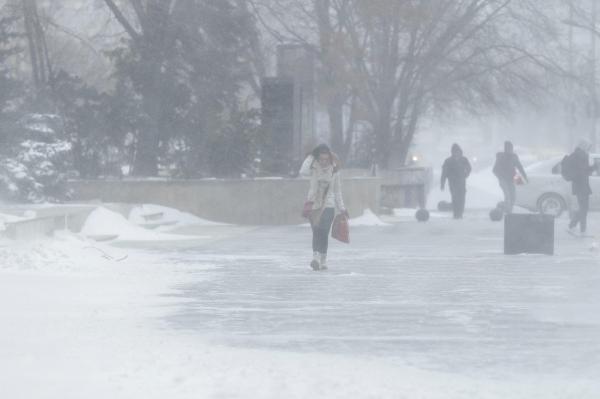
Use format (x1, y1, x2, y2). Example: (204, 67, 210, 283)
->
(164, 212, 600, 382)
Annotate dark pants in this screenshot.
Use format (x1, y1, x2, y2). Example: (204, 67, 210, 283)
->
(499, 179, 516, 213)
(449, 184, 466, 219)
(312, 208, 335, 254)
(570, 194, 590, 233)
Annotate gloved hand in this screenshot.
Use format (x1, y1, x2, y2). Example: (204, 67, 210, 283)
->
(302, 201, 314, 218)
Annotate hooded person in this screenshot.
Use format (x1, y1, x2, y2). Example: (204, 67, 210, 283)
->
(493, 141, 528, 213)
(441, 144, 472, 219)
(568, 139, 595, 234)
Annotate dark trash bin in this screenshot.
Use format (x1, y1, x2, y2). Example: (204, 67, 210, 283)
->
(504, 214, 554, 255)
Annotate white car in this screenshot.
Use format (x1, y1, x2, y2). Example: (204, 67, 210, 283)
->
(515, 155, 600, 217)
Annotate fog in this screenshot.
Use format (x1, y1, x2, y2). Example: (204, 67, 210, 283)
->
(2, 0, 598, 186)
(1, 1, 600, 398)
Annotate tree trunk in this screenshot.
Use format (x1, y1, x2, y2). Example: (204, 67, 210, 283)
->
(396, 100, 422, 167)
(341, 96, 358, 162)
(315, 0, 353, 161)
(374, 119, 391, 168)
(133, 46, 162, 176)
(328, 96, 344, 157)
(134, 98, 160, 176)
(22, 0, 39, 90)
(373, 97, 394, 168)
(102, 0, 170, 177)
(22, 0, 51, 96)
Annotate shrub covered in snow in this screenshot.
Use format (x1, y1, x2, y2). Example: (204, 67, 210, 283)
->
(0, 114, 74, 202)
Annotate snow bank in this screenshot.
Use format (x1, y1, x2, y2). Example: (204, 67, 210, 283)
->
(82, 207, 203, 242)
(0, 210, 36, 222)
(128, 204, 226, 229)
(350, 209, 389, 226)
(0, 212, 25, 232)
(0, 232, 122, 272)
(0, 209, 38, 232)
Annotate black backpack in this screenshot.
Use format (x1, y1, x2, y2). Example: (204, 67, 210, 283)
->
(561, 154, 575, 181)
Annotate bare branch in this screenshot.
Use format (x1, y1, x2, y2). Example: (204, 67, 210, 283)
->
(103, 0, 140, 41)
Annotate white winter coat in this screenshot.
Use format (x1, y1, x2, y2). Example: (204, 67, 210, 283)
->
(299, 154, 314, 177)
(306, 162, 345, 212)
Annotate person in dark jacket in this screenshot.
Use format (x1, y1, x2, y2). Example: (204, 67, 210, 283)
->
(441, 144, 472, 219)
(568, 140, 595, 234)
(493, 141, 528, 213)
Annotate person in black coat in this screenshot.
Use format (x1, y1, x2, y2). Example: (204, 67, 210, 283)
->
(441, 144, 472, 219)
(569, 140, 595, 234)
(493, 141, 528, 213)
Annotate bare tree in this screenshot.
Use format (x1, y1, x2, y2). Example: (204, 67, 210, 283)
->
(101, 0, 176, 176)
(563, 0, 600, 148)
(103, 0, 266, 176)
(252, 0, 359, 161)
(21, 0, 52, 96)
(256, 0, 560, 168)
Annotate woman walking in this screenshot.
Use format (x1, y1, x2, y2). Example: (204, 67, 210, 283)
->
(302, 144, 348, 271)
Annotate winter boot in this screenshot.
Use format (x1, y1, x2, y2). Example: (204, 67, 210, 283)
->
(310, 252, 320, 271)
(319, 253, 328, 270)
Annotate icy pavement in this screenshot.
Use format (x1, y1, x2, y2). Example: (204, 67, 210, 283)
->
(166, 212, 600, 386)
(2, 212, 600, 398)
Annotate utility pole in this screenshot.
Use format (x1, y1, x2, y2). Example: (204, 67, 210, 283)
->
(591, 0, 598, 150)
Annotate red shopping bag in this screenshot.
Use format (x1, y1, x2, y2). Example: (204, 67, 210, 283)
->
(331, 214, 350, 243)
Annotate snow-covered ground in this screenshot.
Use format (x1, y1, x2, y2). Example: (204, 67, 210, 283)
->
(1, 208, 600, 398)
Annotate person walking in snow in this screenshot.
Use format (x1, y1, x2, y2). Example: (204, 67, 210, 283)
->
(301, 144, 348, 271)
(568, 140, 595, 234)
(493, 141, 528, 213)
(441, 144, 472, 219)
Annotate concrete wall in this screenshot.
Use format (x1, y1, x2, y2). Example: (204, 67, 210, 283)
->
(378, 167, 433, 209)
(69, 177, 381, 226)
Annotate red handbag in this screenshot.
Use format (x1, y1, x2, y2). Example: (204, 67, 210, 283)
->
(331, 214, 350, 243)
